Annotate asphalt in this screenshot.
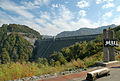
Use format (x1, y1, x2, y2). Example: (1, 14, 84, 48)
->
(69, 66, 120, 81)
(39, 64, 120, 81)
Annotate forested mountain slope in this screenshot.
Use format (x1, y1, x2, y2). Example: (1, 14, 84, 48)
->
(0, 24, 42, 63)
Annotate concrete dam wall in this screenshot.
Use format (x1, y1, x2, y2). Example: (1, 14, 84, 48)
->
(34, 34, 99, 60)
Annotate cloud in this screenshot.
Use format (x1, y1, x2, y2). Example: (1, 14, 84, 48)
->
(52, 4, 59, 8)
(0, 0, 34, 18)
(111, 16, 120, 25)
(38, 5, 99, 35)
(77, 0, 89, 8)
(102, 3, 114, 9)
(58, 5, 74, 21)
(102, 16, 120, 26)
(79, 10, 86, 17)
(0, 0, 101, 36)
(51, 5, 74, 31)
(101, 12, 120, 26)
(40, 12, 51, 20)
(103, 0, 114, 2)
(34, 18, 46, 24)
(39, 23, 62, 35)
(21, 0, 50, 9)
(117, 6, 120, 12)
(96, 0, 115, 9)
(0, 11, 13, 26)
(24, 5, 74, 35)
(101, 11, 113, 26)
(103, 12, 112, 17)
(71, 18, 100, 29)
(96, 0, 102, 4)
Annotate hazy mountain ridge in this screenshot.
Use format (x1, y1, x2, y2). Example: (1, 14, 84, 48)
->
(56, 24, 116, 38)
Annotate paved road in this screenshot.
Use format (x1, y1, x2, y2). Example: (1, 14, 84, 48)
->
(69, 66, 120, 81)
(39, 64, 120, 81)
(39, 67, 102, 81)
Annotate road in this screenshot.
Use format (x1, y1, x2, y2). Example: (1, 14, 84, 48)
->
(69, 66, 120, 81)
(39, 64, 120, 81)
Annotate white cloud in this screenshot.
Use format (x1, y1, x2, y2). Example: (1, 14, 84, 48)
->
(96, 0, 115, 8)
(0, 11, 12, 26)
(111, 16, 120, 25)
(77, 0, 89, 8)
(40, 23, 62, 35)
(71, 18, 99, 29)
(38, 5, 75, 34)
(102, 11, 113, 26)
(40, 12, 51, 20)
(103, 0, 114, 2)
(34, 18, 46, 24)
(79, 10, 86, 17)
(14, 17, 59, 36)
(102, 3, 114, 9)
(52, 4, 59, 8)
(103, 12, 112, 17)
(96, 0, 114, 5)
(102, 13, 120, 26)
(102, 16, 120, 26)
(0, 0, 100, 36)
(65, 2, 69, 4)
(21, 1, 39, 9)
(96, 0, 102, 4)
(58, 5, 74, 21)
(31, 5, 74, 35)
(0, 0, 34, 18)
(21, 0, 50, 9)
(117, 6, 120, 12)
(0, 11, 43, 35)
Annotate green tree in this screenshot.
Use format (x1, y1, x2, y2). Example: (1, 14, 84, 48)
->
(37, 58, 48, 65)
(42, 58, 48, 65)
(12, 48, 18, 62)
(20, 49, 28, 62)
(0, 48, 10, 64)
(50, 59, 55, 66)
(57, 52, 67, 64)
(55, 61, 60, 66)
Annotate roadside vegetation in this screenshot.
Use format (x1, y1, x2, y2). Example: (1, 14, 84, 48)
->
(0, 52, 103, 80)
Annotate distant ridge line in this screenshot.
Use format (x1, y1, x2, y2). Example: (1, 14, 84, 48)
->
(45, 34, 100, 41)
(55, 34, 101, 39)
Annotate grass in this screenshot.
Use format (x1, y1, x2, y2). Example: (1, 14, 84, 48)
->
(0, 53, 103, 81)
(0, 62, 65, 81)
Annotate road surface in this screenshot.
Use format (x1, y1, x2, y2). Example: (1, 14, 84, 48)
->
(39, 65, 120, 81)
(69, 66, 120, 81)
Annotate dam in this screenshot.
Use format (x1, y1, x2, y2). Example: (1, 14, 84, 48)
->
(34, 34, 99, 59)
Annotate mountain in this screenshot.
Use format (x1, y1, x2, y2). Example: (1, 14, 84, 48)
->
(0, 24, 42, 63)
(56, 24, 116, 38)
(1, 24, 41, 39)
(1, 24, 42, 45)
(42, 35, 53, 39)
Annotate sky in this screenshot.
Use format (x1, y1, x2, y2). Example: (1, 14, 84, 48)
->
(0, 0, 120, 36)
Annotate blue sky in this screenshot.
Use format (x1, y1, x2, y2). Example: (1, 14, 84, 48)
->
(0, 0, 120, 36)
